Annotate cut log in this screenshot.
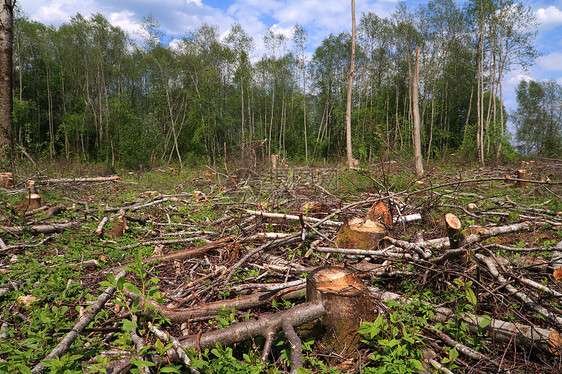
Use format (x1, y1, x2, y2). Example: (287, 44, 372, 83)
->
(0, 172, 13, 188)
(467, 203, 477, 213)
(335, 217, 386, 250)
(444, 213, 465, 249)
(306, 266, 376, 355)
(517, 169, 529, 188)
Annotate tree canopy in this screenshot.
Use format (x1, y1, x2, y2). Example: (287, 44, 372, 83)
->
(9, 0, 553, 169)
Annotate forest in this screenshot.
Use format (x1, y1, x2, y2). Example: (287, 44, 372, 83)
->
(10, 0, 561, 170)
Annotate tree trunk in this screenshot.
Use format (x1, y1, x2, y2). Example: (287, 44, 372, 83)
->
(345, 0, 356, 168)
(412, 46, 423, 176)
(0, 0, 14, 169)
(306, 266, 376, 355)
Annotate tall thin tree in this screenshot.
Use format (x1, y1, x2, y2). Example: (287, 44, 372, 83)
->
(346, 0, 356, 168)
(0, 0, 15, 168)
(412, 46, 423, 176)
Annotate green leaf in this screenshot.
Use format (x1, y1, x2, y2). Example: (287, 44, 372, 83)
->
(124, 282, 141, 295)
(466, 287, 477, 306)
(130, 359, 156, 367)
(159, 366, 181, 373)
(121, 319, 137, 332)
(410, 359, 424, 371)
(479, 315, 492, 329)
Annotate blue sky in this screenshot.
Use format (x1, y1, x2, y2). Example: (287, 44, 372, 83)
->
(16, 0, 562, 115)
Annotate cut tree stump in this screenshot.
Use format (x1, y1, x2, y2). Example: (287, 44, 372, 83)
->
(366, 201, 392, 226)
(335, 217, 386, 250)
(17, 180, 42, 211)
(445, 213, 465, 249)
(306, 266, 376, 355)
(517, 169, 529, 188)
(0, 172, 13, 188)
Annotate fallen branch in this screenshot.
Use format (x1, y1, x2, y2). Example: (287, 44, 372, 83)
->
(1, 222, 81, 236)
(31, 271, 126, 374)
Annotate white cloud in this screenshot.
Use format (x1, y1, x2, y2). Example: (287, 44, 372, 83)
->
(186, 0, 202, 5)
(34, 2, 77, 24)
(108, 11, 142, 36)
(169, 38, 186, 50)
(507, 73, 534, 85)
(538, 52, 562, 72)
(536, 6, 562, 29)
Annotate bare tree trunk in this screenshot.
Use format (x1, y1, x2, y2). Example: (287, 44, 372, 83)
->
(412, 46, 423, 176)
(0, 0, 14, 169)
(345, 0, 356, 168)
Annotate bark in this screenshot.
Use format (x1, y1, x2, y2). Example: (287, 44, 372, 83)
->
(179, 301, 326, 367)
(444, 213, 465, 249)
(345, 0, 356, 168)
(0, 222, 81, 235)
(41, 175, 121, 184)
(0, 0, 14, 168)
(306, 266, 376, 354)
(412, 46, 423, 176)
(124, 286, 306, 323)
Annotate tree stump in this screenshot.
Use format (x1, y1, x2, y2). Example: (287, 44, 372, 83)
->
(445, 213, 465, 249)
(17, 180, 42, 211)
(335, 217, 386, 250)
(306, 266, 376, 355)
(0, 172, 13, 188)
(517, 169, 529, 188)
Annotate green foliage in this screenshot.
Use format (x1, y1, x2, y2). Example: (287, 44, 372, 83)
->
(358, 313, 425, 374)
(12, 0, 542, 166)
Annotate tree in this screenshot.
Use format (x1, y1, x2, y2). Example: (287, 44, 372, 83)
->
(293, 24, 309, 163)
(0, 0, 15, 168)
(346, 0, 356, 168)
(514, 80, 562, 157)
(412, 46, 423, 176)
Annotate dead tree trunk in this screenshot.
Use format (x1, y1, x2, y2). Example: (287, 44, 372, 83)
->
(306, 266, 376, 355)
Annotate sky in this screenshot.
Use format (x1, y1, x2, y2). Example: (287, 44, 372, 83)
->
(14, 0, 562, 117)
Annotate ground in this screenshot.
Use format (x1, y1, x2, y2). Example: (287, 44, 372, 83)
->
(0, 158, 561, 373)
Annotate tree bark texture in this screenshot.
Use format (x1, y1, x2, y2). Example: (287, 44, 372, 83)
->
(0, 0, 14, 168)
(412, 46, 423, 176)
(345, 0, 356, 168)
(306, 266, 376, 354)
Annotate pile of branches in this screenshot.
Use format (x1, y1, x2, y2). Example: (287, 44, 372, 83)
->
(1, 165, 562, 373)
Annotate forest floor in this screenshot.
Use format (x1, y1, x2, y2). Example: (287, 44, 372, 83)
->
(0, 158, 562, 373)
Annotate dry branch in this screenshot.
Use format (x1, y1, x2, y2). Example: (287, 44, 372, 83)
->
(31, 271, 126, 374)
(0, 222, 80, 235)
(371, 288, 562, 355)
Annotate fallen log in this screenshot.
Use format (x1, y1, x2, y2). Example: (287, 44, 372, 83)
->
(40, 175, 121, 184)
(0, 222, 81, 235)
